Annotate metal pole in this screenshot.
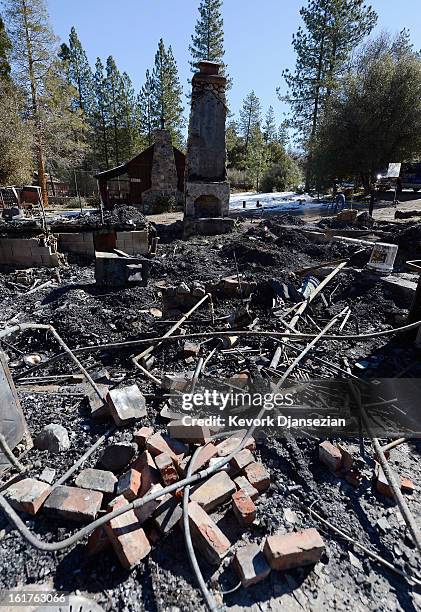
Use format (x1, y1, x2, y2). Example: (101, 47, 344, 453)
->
(74, 170, 83, 214)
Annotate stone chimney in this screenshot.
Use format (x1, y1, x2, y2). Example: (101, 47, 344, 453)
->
(184, 61, 230, 219)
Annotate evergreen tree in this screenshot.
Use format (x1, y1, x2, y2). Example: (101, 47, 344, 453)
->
(59, 27, 94, 115)
(263, 106, 277, 143)
(150, 39, 184, 146)
(0, 79, 33, 184)
(41, 59, 88, 176)
(0, 15, 12, 81)
(5, 0, 58, 205)
(106, 55, 123, 166)
(313, 33, 421, 189)
(92, 58, 110, 169)
(239, 90, 261, 155)
(120, 71, 138, 160)
(189, 0, 228, 77)
(246, 126, 267, 191)
(138, 69, 154, 146)
(280, 0, 377, 188)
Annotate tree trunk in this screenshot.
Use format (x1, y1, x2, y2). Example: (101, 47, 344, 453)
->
(22, 0, 48, 207)
(305, 17, 327, 192)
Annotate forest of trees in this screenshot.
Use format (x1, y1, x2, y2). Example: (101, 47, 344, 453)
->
(1, 0, 421, 204)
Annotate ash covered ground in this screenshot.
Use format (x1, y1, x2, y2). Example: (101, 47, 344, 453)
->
(0, 214, 420, 612)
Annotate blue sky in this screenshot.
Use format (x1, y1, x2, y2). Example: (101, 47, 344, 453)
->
(48, 0, 421, 129)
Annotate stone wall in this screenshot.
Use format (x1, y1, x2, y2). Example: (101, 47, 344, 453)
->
(0, 238, 59, 268)
(141, 130, 180, 211)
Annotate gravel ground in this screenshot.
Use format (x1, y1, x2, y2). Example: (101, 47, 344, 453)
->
(0, 216, 420, 612)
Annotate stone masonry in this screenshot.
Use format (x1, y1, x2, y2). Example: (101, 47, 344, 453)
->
(141, 130, 181, 210)
(184, 61, 230, 220)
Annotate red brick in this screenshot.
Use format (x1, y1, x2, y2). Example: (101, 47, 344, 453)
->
(264, 528, 325, 571)
(375, 464, 394, 498)
(243, 462, 270, 492)
(167, 420, 210, 444)
(116, 469, 141, 501)
(155, 452, 179, 486)
(134, 483, 166, 524)
(131, 451, 160, 496)
(4, 478, 51, 515)
(215, 431, 256, 457)
(107, 494, 129, 512)
(190, 471, 236, 512)
(147, 432, 188, 462)
(336, 444, 354, 471)
(133, 427, 154, 448)
(178, 443, 218, 476)
(233, 543, 271, 587)
(319, 441, 342, 473)
(232, 490, 256, 526)
(185, 501, 231, 565)
(43, 485, 103, 522)
(105, 508, 151, 569)
(230, 449, 255, 473)
(234, 476, 259, 501)
(401, 476, 415, 494)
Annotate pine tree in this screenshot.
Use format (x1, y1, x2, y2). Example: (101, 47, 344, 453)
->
(120, 71, 138, 160)
(106, 55, 123, 166)
(92, 58, 110, 169)
(189, 0, 228, 77)
(0, 15, 12, 81)
(263, 106, 277, 144)
(239, 90, 261, 155)
(280, 0, 377, 188)
(4, 0, 58, 205)
(138, 69, 154, 146)
(59, 27, 94, 115)
(150, 39, 184, 146)
(246, 126, 267, 191)
(0, 80, 33, 183)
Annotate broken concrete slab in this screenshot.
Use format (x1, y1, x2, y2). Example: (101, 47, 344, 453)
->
(43, 485, 103, 522)
(4, 478, 51, 515)
(107, 384, 146, 427)
(75, 468, 117, 495)
(233, 543, 271, 587)
(264, 528, 325, 571)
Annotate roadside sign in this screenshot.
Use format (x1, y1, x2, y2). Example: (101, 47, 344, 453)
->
(387, 163, 401, 178)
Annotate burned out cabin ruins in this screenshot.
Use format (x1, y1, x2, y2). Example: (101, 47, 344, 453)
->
(96, 130, 186, 213)
(1, 1, 421, 609)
